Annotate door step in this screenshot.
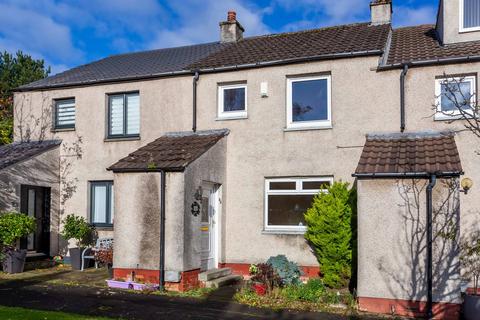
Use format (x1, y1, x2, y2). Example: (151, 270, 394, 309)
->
(204, 274, 243, 288)
(198, 267, 232, 282)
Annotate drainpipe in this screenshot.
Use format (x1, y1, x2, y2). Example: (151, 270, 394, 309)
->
(192, 71, 200, 132)
(159, 170, 166, 291)
(400, 64, 409, 132)
(426, 174, 437, 320)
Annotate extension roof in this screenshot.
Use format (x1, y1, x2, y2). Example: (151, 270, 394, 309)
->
(108, 129, 228, 172)
(353, 131, 463, 178)
(0, 140, 61, 170)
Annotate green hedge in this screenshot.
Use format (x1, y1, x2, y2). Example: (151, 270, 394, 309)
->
(304, 181, 357, 288)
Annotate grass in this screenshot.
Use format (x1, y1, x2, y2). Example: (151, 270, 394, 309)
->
(0, 306, 116, 320)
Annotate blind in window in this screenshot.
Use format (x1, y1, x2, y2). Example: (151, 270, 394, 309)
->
(464, 0, 480, 29)
(126, 94, 140, 135)
(56, 99, 75, 127)
(109, 96, 124, 135)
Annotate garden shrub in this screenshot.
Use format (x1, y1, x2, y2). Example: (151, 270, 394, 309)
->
(250, 263, 281, 291)
(266, 255, 302, 285)
(0, 212, 36, 248)
(61, 214, 94, 247)
(304, 181, 357, 288)
(281, 278, 326, 302)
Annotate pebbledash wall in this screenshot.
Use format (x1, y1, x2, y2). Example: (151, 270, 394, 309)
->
(12, 52, 480, 306)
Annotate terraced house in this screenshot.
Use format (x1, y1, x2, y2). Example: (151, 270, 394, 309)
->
(1, 0, 480, 318)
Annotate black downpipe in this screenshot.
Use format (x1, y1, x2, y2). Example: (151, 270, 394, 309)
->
(192, 71, 200, 132)
(426, 174, 436, 320)
(159, 170, 166, 291)
(400, 64, 409, 133)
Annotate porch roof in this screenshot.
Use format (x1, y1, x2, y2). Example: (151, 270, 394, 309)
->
(108, 129, 228, 173)
(0, 140, 61, 170)
(353, 131, 463, 179)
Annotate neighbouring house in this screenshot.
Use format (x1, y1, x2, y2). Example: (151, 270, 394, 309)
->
(2, 0, 480, 318)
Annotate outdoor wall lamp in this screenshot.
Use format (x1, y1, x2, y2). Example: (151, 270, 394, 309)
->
(460, 177, 473, 194)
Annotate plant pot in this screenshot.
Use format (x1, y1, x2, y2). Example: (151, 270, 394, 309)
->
(69, 247, 84, 270)
(252, 283, 267, 296)
(107, 264, 113, 279)
(464, 294, 480, 320)
(2, 249, 27, 274)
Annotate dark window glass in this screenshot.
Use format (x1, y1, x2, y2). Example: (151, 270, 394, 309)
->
(291, 79, 328, 122)
(267, 194, 314, 226)
(223, 87, 245, 112)
(91, 181, 114, 226)
(269, 182, 296, 190)
(440, 81, 472, 112)
(302, 181, 331, 190)
(201, 197, 209, 223)
(464, 0, 480, 29)
(55, 99, 75, 129)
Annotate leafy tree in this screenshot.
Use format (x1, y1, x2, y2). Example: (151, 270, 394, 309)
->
(0, 51, 50, 144)
(304, 181, 357, 288)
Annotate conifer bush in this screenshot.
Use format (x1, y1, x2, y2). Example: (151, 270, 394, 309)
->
(304, 181, 357, 288)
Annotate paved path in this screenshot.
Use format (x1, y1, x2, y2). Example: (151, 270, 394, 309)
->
(0, 278, 384, 319)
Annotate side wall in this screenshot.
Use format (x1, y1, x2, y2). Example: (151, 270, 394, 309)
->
(0, 147, 60, 254)
(440, 0, 480, 44)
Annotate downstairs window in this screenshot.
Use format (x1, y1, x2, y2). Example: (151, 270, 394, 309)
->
(264, 177, 332, 233)
(90, 181, 114, 227)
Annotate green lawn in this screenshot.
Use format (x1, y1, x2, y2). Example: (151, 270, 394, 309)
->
(0, 306, 115, 320)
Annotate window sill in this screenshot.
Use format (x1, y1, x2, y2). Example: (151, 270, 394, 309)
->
(95, 226, 114, 231)
(216, 115, 248, 121)
(284, 125, 332, 132)
(104, 136, 140, 142)
(262, 229, 306, 235)
(51, 127, 75, 133)
(434, 113, 468, 121)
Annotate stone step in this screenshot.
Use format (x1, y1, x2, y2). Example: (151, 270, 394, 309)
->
(205, 274, 243, 288)
(198, 268, 232, 282)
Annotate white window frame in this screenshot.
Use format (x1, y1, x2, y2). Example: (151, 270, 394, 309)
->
(459, 0, 480, 33)
(217, 83, 247, 119)
(286, 75, 332, 130)
(264, 177, 333, 233)
(434, 75, 476, 120)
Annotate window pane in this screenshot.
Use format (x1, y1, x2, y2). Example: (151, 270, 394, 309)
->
(56, 100, 75, 127)
(269, 181, 296, 190)
(291, 79, 328, 122)
(223, 87, 245, 112)
(93, 185, 107, 224)
(302, 181, 330, 190)
(267, 194, 313, 226)
(464, 0, 480, 29)
(440, 80, 472, 112)
(126, 94, 140, 135)
(110, 96, 124, 135)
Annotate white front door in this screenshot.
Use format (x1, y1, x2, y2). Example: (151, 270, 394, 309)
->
(200, 183, 219, 271)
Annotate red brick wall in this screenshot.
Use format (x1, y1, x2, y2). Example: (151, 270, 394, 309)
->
(113, 268, 201, 292)
(218, 262, 320, 278)
(358, 297, 460, 320)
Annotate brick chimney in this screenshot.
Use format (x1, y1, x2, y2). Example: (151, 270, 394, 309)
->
(220, 11, 245, 43)
(370, 0, 392, 25)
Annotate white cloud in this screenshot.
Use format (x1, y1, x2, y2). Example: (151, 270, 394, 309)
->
(394, 5, 437, 27)
(148, 0, 270, 49)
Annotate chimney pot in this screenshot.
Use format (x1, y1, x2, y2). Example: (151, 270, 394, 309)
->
(227, 11, 236, 22)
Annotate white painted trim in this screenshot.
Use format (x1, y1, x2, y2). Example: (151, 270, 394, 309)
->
(213, 184, 221, 269)
(286, 75, 332, 129)
(217, 83, 247, 119)
(459, 0, 480, 33)
(264, 177, 333, 233)
(434, 75, 476, 120)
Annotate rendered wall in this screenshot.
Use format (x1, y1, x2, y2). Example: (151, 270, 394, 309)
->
(438, 0, 480, 44)
(0, 147, 61, 255)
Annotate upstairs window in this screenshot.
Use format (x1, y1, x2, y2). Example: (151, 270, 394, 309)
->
(461, 0, 480, 31)
(264, 177, 332, 233)
(217, 83, 247, 119)
(435, 76, 476, 120)
(90, 181, 114, 227)
(286, 75, 331, 130)
(54, 98, 75, 129)
(108, 92, 140, 138)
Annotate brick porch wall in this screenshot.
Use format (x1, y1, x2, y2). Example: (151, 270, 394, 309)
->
(113, 268, 201, 292)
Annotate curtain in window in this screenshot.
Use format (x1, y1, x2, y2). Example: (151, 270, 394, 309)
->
(92, 184, 107, 224)
(126, 94, 140, 135)
(464, 0, 480, 29)
(56, 100, 75, 127)
(110, 96, 124, 135)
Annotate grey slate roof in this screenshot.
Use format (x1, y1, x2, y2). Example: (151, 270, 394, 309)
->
(0, 140, 61, 170)
(108, 129, 228, 172)
(18, 42, 226, 90)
